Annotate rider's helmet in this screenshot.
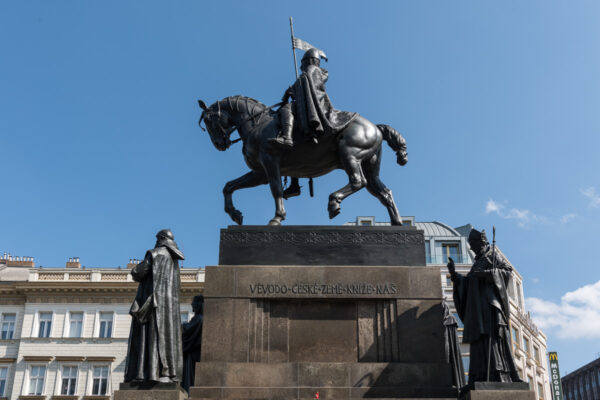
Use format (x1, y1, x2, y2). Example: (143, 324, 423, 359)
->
(301, 48, 327, 68)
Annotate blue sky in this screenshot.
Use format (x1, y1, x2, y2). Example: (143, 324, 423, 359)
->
(1, 1, 599, 373)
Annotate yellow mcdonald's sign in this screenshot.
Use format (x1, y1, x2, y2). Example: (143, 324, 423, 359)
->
(548, 352, 563, 400)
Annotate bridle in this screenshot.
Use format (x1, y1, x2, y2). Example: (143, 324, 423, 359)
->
(200, 100, 285, 145)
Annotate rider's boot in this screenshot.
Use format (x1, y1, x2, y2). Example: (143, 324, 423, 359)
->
(269, 104, 294, 151)
(269, 123, 294, 151)
(283, 178, 301, 199)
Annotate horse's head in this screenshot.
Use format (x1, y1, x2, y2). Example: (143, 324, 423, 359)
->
(198, 99, 236, 151)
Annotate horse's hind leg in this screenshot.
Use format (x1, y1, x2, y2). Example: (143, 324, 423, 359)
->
(363, 156, 402, 225)
(327, 155, 366, 219)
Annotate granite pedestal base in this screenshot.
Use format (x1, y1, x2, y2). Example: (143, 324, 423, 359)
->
(190, 226, 456, 399)
(115, 382, 187, 400)
(461, 382, 535, 400)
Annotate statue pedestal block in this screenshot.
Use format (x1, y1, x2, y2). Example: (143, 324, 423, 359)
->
(115, 382, 187, 400)
(190, 226, 457, 399)
(462, 382, 535, 400)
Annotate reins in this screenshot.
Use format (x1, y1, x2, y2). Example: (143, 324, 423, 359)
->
(231, 101, 285, 144)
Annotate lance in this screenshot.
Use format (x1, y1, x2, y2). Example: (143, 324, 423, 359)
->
(289, 17, 299, 79)
(486, 226, 497, 382)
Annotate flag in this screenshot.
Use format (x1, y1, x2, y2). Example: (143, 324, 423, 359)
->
(293, 37, 327, 60)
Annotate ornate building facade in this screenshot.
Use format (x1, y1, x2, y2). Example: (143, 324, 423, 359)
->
(0, 255, 203, 400)
(345, 217, 551, 400)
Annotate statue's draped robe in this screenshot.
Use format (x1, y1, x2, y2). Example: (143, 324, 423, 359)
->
(452, 248, 521, 384)
(181, 313, 203, 392)
(291, 64, 357, 137)
(125, 243, 184, 382)
(442, 301, 466, 389)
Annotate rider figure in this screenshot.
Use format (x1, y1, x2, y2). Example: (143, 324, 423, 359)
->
(269, 48, 356, 150)
(269, 48, 357, 197)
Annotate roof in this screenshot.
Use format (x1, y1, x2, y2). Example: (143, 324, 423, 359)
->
(415, 221, 462, 238)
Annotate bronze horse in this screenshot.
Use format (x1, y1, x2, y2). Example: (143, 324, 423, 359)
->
(198, 95, 407, 226)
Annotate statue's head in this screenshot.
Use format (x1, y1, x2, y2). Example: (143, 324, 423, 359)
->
(192, 294, 204, 315)
(301, 48, 327, 71)
(468, 228, 489, 255)
(198, 99, 234, 151)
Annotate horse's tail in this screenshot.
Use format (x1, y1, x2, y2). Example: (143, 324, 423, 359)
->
(377, 124, 407, 166)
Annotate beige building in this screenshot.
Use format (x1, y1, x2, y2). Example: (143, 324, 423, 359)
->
(346, 217, 551, 400)
(0, 255, 203, 400)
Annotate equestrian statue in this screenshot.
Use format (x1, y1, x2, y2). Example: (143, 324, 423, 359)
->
(198, 48, 408, 226)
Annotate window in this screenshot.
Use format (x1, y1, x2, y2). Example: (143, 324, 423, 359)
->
(28, 365, 46, 395)
(91, 366, 109, 395)
(0, 366, 7, 397)
(99, 312, 113, 338)
(425, 241, 431, 263)
(1, 313, 15, 339)
(445, 274, 452, 287)
(462, 355, 470, 378)
(533, 345, 540, 363)
(61, 366, 78, 395)
(516, 281, 523, 308)
(69, 312, 83, 338)
(181, 312, 189, 324)
(511, 326, 519, 352)
(38, 312, 52, 338)
(441, 243, 459, 263)
(522, 336, 530, 355)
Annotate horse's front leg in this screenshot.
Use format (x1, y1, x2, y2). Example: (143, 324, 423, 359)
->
(261, 156, 286, 225)
(223, 171, 267, 225)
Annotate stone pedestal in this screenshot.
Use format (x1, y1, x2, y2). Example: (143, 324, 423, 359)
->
(114, 382, 188, 400)
(461, 382, 535, 400)
(190, 226, 457, 399)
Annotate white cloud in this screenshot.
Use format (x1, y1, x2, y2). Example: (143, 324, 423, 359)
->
(485, 199, 575, 228)
(559, 213, 576, 224)
(581, 187, 600, 208)
(485, 199, 503, 214)
(526, 280, 600, 339)
(531, 277, 540, 284)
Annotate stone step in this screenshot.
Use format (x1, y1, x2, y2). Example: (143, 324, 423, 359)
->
(195, 362, 454, 388)
(190, 386, 458, 399)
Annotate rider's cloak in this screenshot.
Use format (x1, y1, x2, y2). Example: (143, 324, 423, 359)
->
(125, 239, 184, 383)
(452, 247, 521, 384)
(292, 64, 357, 136)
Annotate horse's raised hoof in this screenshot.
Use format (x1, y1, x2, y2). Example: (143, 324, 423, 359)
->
(229, 209, 244, 225)
(268, 218, 281, 226)
(328, 200, 341, 219)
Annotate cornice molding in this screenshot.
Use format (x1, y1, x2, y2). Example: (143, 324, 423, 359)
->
(85, 356, 116, 362)
(55, 356, 86, 362)
(23, 356, 53, 362)
(0, 358, 16, 363)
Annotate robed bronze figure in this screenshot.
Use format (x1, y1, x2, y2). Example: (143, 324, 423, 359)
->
(181, 294, 204, 392)
(447, 229, 522, 386)
(124, 229, 184, 383)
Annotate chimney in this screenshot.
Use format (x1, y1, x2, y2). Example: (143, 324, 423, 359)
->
(127, 258, 142, 269)
(2, 254, 35, 268)
(66, 257, 81, 269)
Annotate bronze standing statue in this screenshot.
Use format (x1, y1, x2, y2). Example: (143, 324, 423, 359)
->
(447, 229, 522, 387)
(198, 48, 408, 226)
(181, 295, 204, 393)
(124, 229, 184, 384)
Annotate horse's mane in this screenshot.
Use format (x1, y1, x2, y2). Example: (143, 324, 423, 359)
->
(211, 95, 268, 117)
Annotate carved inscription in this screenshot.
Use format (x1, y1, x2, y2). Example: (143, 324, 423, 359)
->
(222, 231, 423, 246)
(248, 282, 398, 296)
